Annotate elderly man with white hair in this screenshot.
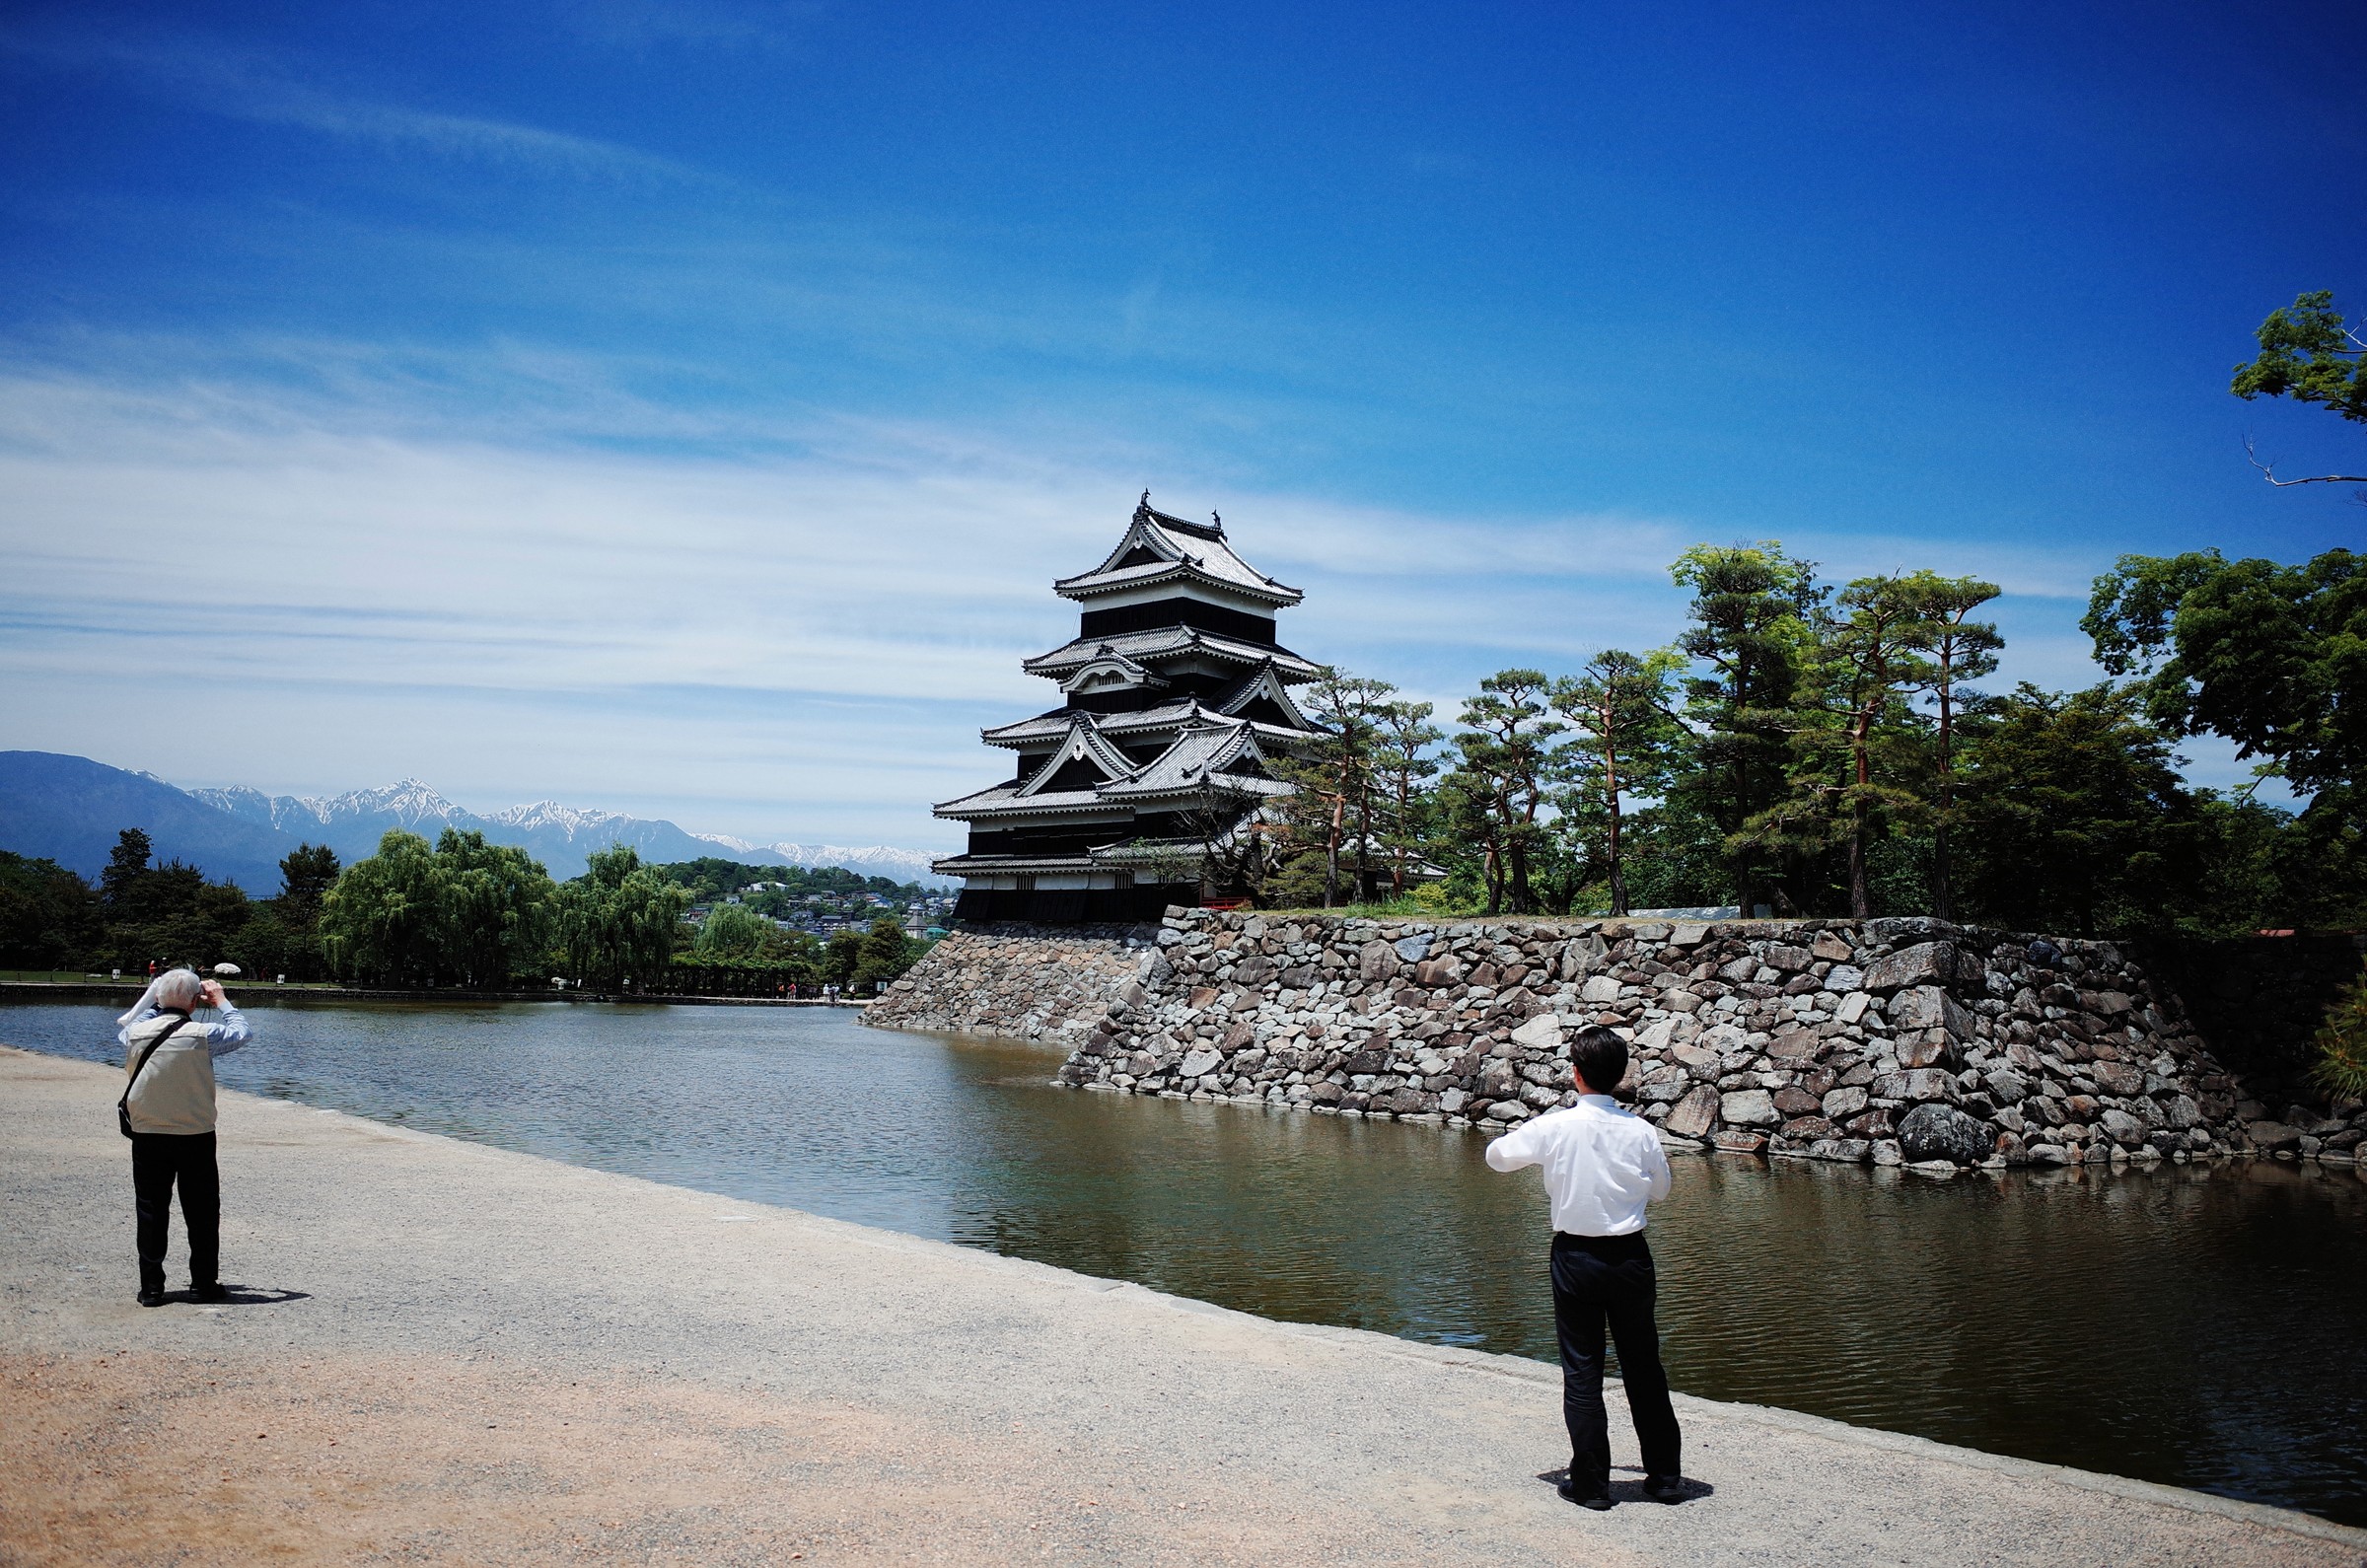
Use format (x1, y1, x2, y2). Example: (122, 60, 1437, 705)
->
(117, 968, 252, 1307)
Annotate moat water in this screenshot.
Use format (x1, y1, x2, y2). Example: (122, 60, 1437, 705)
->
(9, 995, 2364, 1525)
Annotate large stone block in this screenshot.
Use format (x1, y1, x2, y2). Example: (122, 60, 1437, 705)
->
(1721, 1089, 1780, 1126)
(1414, 955, 1465, 987)
(1898, 1103, 1992, 1166)
(2090, 1060, 2144, 1096)
(1872, 1068, 1956, 1103)
(1580, 974, 1622, 1003)
(1863, 941, 1958, 991)
(1510, 1013, 1563, 1051)
(1664, 1084, 1720, 1138)
(1558, 935, 1608, 978)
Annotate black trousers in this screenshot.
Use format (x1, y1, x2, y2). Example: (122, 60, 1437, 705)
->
(131, 1131, 219, 1292)
(1550, 1230, 1682, 1494)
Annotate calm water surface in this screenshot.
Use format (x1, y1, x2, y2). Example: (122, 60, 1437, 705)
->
(10, 997, 2364, 1524)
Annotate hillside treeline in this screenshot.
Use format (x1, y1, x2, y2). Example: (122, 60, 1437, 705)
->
(0, 831, 926, 993)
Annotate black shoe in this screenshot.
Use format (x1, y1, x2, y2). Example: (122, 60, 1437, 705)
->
(1642, 1474, 1687, 1505)
(188, 1282, 228, 1304)
(1557, 1479, 1615, 1511)
(137, 1286, 167, 1308)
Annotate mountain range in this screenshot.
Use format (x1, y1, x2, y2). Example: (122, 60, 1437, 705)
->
(0, 751, 952, 890)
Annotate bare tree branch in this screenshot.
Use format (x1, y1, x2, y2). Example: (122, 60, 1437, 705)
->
(2244, 434, 2367, 487)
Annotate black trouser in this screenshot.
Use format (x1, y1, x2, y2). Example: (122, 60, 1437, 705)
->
(131, 1132, 219, 1292)
(1550, 1230, 1682, 1495)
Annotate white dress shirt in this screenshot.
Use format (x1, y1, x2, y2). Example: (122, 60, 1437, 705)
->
(1484, 1094, 1673, 1237)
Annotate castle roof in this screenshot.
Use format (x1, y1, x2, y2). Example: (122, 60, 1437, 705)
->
(1054, 496, 1303, 606)
(933, 714, 1290, 819)
(979, 663, 1322, 748)
(1022, 625, 1323, 683)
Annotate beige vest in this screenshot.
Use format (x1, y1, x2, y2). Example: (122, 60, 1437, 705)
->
(123, 1014, 218, 1135)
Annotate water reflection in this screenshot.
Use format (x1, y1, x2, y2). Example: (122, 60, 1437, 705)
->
(7, 996, 2362, 1523)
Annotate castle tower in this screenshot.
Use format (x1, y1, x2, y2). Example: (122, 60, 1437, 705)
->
(935, 495, 1324, 923)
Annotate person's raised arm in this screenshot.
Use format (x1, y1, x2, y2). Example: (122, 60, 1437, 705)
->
(1485, 1117, 1544, 1174)
(197, 979, 252, 1056)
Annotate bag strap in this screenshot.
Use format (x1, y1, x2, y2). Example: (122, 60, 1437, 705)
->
(118, 1015, 188, 1115)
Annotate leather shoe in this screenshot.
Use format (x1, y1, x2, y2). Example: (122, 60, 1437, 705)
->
(1556, 1479, 1615, 1511)
(1642, 1474, 1687, 1505)
(136, 1287, 166, 1308)
(189, 1282, 228, 1304)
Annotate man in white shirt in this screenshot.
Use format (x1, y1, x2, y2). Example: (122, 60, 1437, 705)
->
(1486, 1025, 1685, 1510)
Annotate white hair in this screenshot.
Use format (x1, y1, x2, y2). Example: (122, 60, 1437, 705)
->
(119, 967, 204, 1026)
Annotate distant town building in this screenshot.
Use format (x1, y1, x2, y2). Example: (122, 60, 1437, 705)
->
(936, 494, 1324, 923)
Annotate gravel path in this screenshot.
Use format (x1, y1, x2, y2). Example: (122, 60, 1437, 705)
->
(3, 1044, 2357, 1566)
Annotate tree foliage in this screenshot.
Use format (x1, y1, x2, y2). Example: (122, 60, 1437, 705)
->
(551, 844, 687, 987)
(2232, 291, 2367, 426)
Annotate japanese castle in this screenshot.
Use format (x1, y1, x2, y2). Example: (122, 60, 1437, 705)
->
(938, 494, 1325, 923)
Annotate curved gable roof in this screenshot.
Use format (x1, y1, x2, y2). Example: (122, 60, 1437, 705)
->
(1054, 497, 1303, 606)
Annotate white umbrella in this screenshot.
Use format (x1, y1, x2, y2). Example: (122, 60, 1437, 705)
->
(212, 962, 241, 976)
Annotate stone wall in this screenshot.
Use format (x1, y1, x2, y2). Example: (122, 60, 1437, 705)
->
(1051, 909, 2367, 1171)
(865, 923, 1158, 1044)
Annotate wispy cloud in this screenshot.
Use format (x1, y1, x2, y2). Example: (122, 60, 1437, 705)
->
(1, 26, 717, 186)
(0, 355, 1725, 838)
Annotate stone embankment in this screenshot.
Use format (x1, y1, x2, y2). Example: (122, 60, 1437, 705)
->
(866, 923, 1155, 1043)
(1040, 909, 2367, 1171)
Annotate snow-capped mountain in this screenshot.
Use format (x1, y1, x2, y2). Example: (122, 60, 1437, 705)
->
(192, 779, 474, 838)
(75, 760, 959, 884)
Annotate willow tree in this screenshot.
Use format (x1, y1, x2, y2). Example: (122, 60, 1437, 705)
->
(553, 844, 690, 987)
(320, 829, 441, 985)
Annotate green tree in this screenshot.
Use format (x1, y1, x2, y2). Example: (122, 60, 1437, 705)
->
(694, 902, 772, 961)
(278, 844, 341, 909)
(825, 927, 865, 987)
(1741, 574, 1931, 918)
(552, 845, 689, 987)
(2231, 290, 2367, 485)
(2313, 961, 2367, 1101)
(2083, 546, 2366, 920)
(1669, 542, 1826, 914)
(1900, 572, 2003, 921)
(101, 829, 154, 915)
(429, 829, 553, 987)
(1442, 670, 1564, 914)
(0, 852, 103, 970)
(1371, 698, 1443, 898)
(1953, 684, 2201, 936)
(320, 830, 442, 985)
(1551, 649, 1685, 917)
(1267, 669, 1390, 906)
(852, 914, 920, 991)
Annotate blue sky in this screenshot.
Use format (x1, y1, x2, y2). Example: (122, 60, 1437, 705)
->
(1, 0, 2360, 848)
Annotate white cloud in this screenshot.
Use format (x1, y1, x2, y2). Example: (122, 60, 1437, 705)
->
(0, 361, 1711, 843)
(0, 351, 2163, 845)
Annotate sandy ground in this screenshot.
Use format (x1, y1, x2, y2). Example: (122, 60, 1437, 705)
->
(2, 1045, 2359, 1567)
